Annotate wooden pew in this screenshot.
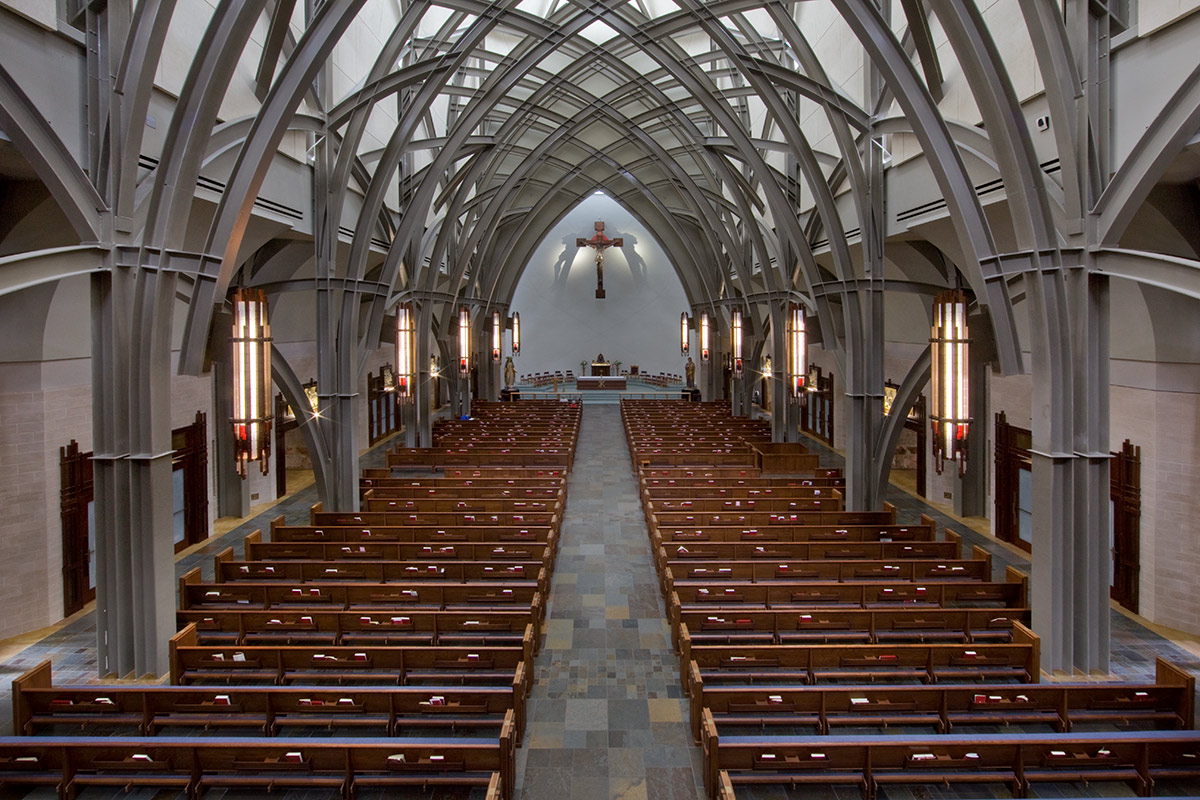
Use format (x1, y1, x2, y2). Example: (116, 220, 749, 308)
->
(212, 550, 548, 596)
(169, 623, 531, 690)
(178, 608, 537, 651)
(0, 733, 513, 800)
(676, 607, 1028, 650)
(13, 659, 527, 743)
(688, 656, 1194, 741)
(179, 572, 543, 618)
(703, 724, 1200, 800)
(660, 555, 991, 596)
(654, 538, 963, 575)
(682, 622, 1041, 690)
(244, 535, 554, 572)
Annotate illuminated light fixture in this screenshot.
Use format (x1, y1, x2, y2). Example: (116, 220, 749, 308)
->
(700, 312, 710, 363)
(761, 354, 772, 378)
(231, 287, 273, 478)
(492, 310, 502, 362)
(930, 289, 971, 476)
(788, 303, 807, 397)
(430, 355, 440, 377)
(395, 302, 414, 395)
(680, 312, 690, 356)
(731, 308, 744, 376)
(511, 312, 520, 356)
(382, 366, 396, 392)
(458, 306, 470, 376)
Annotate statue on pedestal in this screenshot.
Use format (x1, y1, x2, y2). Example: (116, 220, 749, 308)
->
(504, 356, 516, 388)
(685, 357, 695, 388)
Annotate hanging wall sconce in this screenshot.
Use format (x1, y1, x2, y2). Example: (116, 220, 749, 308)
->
(930, 289, 971, 475)
(458, 306, 470, 376)
(231, 287, 273, 478)
(700, 312, 710, 363)
(492, 310, 502, 362)
(395, 302, 414, 395)
(788, 303, 806, 397)
(680, 312, 690, 356)
(511, 312, 520, 356)
(731, 307, 744, 376)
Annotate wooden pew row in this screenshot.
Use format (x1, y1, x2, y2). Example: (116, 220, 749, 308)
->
(649, 496, 839, 513)
(644, 486, 839, 505)
(652, 523, 932, 547)
(282, 511, 559, 529)
(641, 467, 843, 481)
(14, 659, 526, 743)
(689, 656, 1194, 742)
(675, 607, 1029, 651)
(659, 555, 991, 597)
(178, 608, 536, 652)
(703, 726, 1200, 800)
(169, 626, 531, 691)
(642, 477, 845, 492)
(363, 485, 564, 502)
(668, 574, 1025, 624)
(387, 448, 573, 471)
(682, 624, 1041, 691)
(362, 467, 568, 481)
(179, 575, 543, 622)
(361, 478, 566, 496)
(213, 551, 547, 596)
(244, 535, 553, 572)
(273, 524, 557, 546)
(650, 511, 904, 533)
(0, 734, 511, 800)
(653, 539, 963, 576)
(360, 493, 562, 514)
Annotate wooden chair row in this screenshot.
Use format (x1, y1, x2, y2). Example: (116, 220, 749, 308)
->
(169, 626, 530, 690)
(14, 660, 526, 742)
(704, 726, 1200, 800)
(690, 656, 1195, 741)
(682, 625, 1041, 690)
(0, 734, 510, 800)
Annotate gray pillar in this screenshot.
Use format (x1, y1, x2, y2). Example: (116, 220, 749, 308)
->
(1030, 269, 1110, 675)
(91, 265, 176, 679)
(212, 340, 250, 518)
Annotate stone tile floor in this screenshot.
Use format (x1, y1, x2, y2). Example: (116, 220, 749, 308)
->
(2, 405, 1199, 800)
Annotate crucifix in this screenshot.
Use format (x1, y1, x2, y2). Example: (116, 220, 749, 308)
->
(576, 221, 622, 299)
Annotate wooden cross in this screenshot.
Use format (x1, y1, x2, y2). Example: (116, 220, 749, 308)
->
(576, 221, 622, 299)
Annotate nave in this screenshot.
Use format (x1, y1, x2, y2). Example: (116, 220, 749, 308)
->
(2, 400, 1200, 799)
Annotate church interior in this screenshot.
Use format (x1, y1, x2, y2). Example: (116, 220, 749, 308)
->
(1, 0, 1200, 797)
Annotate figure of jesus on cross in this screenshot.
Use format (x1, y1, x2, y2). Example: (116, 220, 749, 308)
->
(576, 221, 622, 299)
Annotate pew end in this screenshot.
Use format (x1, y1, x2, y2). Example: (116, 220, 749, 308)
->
(178, 567, 203, 609)
(1011, 620, 1041, 683)
(168, 622, 199, 685)
(1157, 657, 1196, 729)
(213, 547, 235, 583)
(11, 659, 53, 736)
(1006, 565, 1030, 609)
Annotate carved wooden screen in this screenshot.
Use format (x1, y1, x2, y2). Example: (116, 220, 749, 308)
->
(1110, 439, 1141, 612)
(800, 365, 834, 445)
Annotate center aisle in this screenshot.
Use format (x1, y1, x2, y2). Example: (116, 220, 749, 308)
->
(515, 404, 706, 800)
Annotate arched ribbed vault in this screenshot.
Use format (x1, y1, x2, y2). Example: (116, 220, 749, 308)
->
(3, 0, 1200, 676)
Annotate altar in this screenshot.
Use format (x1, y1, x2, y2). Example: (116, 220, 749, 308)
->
(577, 376, 626, 390)
(590, 361, 612, 376)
